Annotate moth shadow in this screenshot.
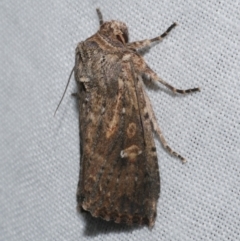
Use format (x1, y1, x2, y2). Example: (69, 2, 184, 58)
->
(71, 90, 80, 113)
(80, 211, 142, 236)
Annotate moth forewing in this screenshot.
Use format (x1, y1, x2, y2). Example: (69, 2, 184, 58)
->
(74, 9, 200, 227)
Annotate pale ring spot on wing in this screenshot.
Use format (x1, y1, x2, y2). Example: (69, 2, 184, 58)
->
(120, 145, 142, 163)
(127, 122, 136, 138)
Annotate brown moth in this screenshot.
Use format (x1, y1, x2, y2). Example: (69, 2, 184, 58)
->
(74, 9, 200, 227)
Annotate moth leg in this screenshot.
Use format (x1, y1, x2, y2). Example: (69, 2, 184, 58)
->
(127, 23, 177, 50)
(154, 118, 187, 163)
(139, 77, 187, 163)
(144, 65, 200, 94)
(96, 8, 104, 26)
(152, 116, 186, 163)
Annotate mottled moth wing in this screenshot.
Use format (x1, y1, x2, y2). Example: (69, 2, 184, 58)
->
(74, 9, 200, 227)
(75, 38, 160, 226)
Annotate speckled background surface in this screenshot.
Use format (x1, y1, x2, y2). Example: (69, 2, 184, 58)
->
(1, 0, 239, 240)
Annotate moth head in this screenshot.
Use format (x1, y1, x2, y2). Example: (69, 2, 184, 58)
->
(99, 20, 129, 44)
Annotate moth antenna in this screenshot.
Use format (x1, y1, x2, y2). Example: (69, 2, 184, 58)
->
(54, 66, 74, 116)
(96, 8, 104, 26)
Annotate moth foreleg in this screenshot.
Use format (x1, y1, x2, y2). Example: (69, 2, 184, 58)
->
(150, 23, 177, 42)
(127, 23, 177, 50)
(144, 65, 200, 94)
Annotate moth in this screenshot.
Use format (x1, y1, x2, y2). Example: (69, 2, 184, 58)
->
(74, 9, 200, 227)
